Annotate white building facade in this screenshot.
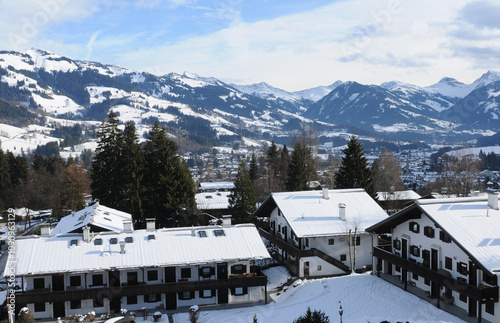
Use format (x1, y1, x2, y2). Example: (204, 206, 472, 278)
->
(255, 188, 388, 278)
(8, 217, 270, 319)
(368, 194, 500, 323)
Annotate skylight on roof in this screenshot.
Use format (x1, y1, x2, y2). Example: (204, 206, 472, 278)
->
(213, 229, 225, 237)
(198, 231, 207, 238)
(147, 234, 155, 240)
(110, 238, 118, 244)
(94, 238, 102, 245)
(125, 236, 133, 243)
(70, 239, 78, 246)
(103, 217, 112, 222)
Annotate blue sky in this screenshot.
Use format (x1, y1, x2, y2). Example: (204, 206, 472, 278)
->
(1, 0, 500, 91)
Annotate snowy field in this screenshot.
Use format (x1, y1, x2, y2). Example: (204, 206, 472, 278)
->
(162, 269, 465, 323)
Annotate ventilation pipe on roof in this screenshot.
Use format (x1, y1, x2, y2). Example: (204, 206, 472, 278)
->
(146, 218, 156, 232)
(83, 226, 91, 242)
(119, 240, 126, 254)
(322, 187, 329, 200)
(191, 226, 196, 237)
(488, 192, 499, 210)
(222, 215, 232, 228)
(40, 224, 51, 237)
(123, 220, 133, 233)
(339, 203, 346, 221)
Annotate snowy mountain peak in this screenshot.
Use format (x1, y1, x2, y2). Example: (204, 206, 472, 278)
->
(425, 77, 470, 98)
(473, 70, 500, 89)
(230, 81, 301, 102)
(292, 81, 343, 102)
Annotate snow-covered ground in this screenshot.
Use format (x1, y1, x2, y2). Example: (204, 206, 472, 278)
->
(164, 271, 464, 323)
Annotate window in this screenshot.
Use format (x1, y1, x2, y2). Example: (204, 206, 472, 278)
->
(305, 238, 309, 248)
(328, 238, 334, 245)
(459, 293, 467, 303)
(395, 266, 400, 273)
(198, 231, 207, 238)
(92, 274, 104, 286)
(410, 245, 420, 257)
(486, 301, 495, 315)
(317, 265, 322, 271)
(231, 287, 247, 296)
(424, 278, 430, 286)
(70, 300, 81, 309)
(94, 238, 102, 245)
(422, 250, 430, 267)
(457, 262, 468, 276)
(231, 264, 246, 275)
(213, 229, 225, 237)
(484, 273, 498, 286)
(340, 254, 347, 262)
(412, 273, 418, 280)
(110, 238, 118, 244)
(439, 231, 451, 243)
(127, 295, 137, 305)
(33, 277, 44, 289)
(147, 270, 158, 281)
(179, 290, 195, 300)
(145, 294, 161, 303)
(70, 275, 81, 287)
(200, 290, 214, 298)
(127, 272, 138, 284)
(200, 267, 214, 278)
(409, 222, 420, 233)
(125, 236, 133, 243)
(34, 303, 45, 312)
(424, 226, 435, 238)
(352, 236, 360, 246)
(181, 268, 191, 279)
(393, 239, 401, 250)
(445, 257, 453, 270)
(93, 297, 103, 308)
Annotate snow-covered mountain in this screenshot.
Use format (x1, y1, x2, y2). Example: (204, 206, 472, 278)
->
(2, 48, 500, 149)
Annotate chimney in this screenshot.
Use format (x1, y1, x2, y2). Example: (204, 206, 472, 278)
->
(83, 226, 91, 242)
(191, 226, 196, 237)
(470, 190, 480, 197)
(222, 215, 232, 228)
(123, 220, 133, 233)
(146, 218, 156, 232)
(339, 203, 346, 221)
(322, 187, 329, 200)
(488, 192, 499, 210)
(119, 240, 126, 254)
(40, 224, 51, 237)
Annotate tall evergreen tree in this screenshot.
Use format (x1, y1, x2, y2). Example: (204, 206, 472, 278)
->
(335, 136, 377, 199)
(91, 111, 122, 208)
(229, 160, 257, 224)
(142, 122, 195, 228)
(286, 132, 317, 192)
(249, 153, 259, 182)
(0, 150, 11, 210)
(117, 122, 144, 222)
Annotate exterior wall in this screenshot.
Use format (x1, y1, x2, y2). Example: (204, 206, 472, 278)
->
(389, 214, 499, 321)
(309, 234, 372, 270)
(26, 275, 51, 290)
(27, 302, 51, 319)
(299, 256, 345, 277)
(228, 286, 264, 303)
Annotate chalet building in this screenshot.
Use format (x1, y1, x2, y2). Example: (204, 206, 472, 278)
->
(255, 188, 388, 278)
(8, 216, 270, 319)
(198, 182, 234, 192)
(195, 191, 231, 218)
(376, 190, 421, 214)
(367, 193, 500, 323)
(52, 203, 134, 234)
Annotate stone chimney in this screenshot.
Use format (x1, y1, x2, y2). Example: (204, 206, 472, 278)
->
(339, 203, 346, 221)
(222, 215, 232, 228)
(40, 224, 51, 237)
(123, 220, 133, 233)
(119, 240, 126, 254)
(488, 192, 499, 210)
(146, 218, 155, 232)
(322, 187, 329, 200)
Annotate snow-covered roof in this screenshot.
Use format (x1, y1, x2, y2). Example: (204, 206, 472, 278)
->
(10, 224, 270, 277)
(416, 196, 500, 273)
(52, 203, 133, 235)
(199, 182, 234, 191)
(195, 192, 231, 210)
(377, 190, 421, 201)
(267, 189, 388, 238)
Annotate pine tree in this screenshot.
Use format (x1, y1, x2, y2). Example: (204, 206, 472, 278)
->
(335, 136, 377, 199)
(0, 150, 11, 210)
(229, 160, 257, 224)
(117, 122, 144, 223)
(293, 307, 330, 323)
(91, 111, 122, 208)
(286, 140, 317, 191)
(142, 122, 195, 228)
(249, 153, 259, 182)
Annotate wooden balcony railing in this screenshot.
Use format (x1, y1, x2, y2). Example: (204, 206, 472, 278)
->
(373, 246, 498, 302)
(259, 228, 350, 272)
(14, 275, 267, 305)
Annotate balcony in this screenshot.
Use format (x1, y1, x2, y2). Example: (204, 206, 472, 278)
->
(373, 246, 498, 302)
(14, 275, 267, 305)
